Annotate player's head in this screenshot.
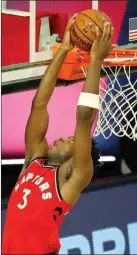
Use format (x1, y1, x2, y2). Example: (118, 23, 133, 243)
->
(47, 137, 74, 164)
(47, 137, 100, 169)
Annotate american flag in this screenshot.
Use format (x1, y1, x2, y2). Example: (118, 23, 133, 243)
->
(129, 17, 137, 41)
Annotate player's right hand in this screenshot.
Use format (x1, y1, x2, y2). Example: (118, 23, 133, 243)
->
(60, 14, 77, 52)
(91, 22, 117, 61)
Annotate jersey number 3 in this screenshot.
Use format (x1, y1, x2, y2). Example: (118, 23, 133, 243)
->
(17, 189, 31, 210)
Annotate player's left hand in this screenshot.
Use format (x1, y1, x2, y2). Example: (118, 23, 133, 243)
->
(91, 22, 117, 61)
(61, 14, 77, 52)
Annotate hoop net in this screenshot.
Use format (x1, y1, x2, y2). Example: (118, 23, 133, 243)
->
(80, 47, 137, 140)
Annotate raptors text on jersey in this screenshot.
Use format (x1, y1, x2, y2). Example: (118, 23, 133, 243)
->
(2, 158, 72, 254)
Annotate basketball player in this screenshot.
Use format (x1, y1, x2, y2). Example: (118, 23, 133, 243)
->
(2, 15, 115, 255)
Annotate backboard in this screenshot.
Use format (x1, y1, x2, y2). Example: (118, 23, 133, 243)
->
(2, 0, 137, 88)
(1, 0, 54, 85)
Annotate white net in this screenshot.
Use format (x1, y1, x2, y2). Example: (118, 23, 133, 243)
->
(81, 47, 137, 141)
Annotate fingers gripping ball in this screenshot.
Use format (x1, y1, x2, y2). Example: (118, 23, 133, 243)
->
(70, 9, 112, 51)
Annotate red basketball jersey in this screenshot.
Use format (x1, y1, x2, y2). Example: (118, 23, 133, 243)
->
(2, 158, 72, 254)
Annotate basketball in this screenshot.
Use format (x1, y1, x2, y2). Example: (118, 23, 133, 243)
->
(70, 9, 112, 51)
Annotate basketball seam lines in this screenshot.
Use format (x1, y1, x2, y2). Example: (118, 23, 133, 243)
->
(74, 21, 92, 44)
(97, 10, 111, 23)
(79, 12, 103, 37)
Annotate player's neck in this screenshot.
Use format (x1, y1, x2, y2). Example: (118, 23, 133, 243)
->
(47, 159, 61, 166)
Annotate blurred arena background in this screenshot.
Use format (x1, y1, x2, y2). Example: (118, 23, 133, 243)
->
(2, 0, 137, 254)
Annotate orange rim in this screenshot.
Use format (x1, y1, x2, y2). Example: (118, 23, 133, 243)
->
(102, 61, 137, 66)
(103, 48, 137, 66)
(77, 48, 137, 66)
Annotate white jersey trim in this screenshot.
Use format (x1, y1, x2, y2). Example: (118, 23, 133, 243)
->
(55, 167, 62, 201)
(35, 160, 42, 166)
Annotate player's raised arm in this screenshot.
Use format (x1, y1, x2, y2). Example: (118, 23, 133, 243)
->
(73, 23, 115, 189)
(73, 23, 115, 185)
(20, 15, 77, 175)
(61, 23, 115, 205)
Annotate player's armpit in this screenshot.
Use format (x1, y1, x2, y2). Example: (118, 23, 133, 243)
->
(19, 138, 48, 178)
(60, 117, 94, 206)
(60, 163, 93, 206)
(18, 158, 31, 178)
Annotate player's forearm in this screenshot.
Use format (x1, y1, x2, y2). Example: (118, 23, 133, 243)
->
(83, 57, 102, 94)
(77, 57, 102, 121)
(32, 47, 68, 107)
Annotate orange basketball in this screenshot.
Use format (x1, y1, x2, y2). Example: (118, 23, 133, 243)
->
(70, 9, 112, 51)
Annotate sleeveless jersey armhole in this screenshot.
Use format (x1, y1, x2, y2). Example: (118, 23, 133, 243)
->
(55, 166, 72, 212)
(21, 157, 47, 176)
(55, 166, 62, 201)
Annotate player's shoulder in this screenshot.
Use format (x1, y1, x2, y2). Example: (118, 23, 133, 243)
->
(27, 157, 56, 170)
(30, 157, 46, 166)
(19, 157, 56, 179)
